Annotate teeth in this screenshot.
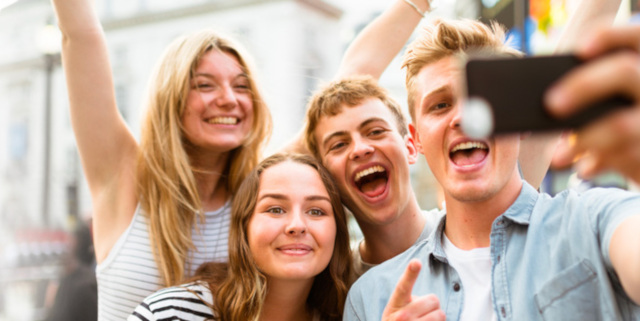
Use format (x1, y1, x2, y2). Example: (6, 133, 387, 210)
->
(208, 117, 238, 125)
(354, 165, 385, 182)
(451, 141, 487, 153)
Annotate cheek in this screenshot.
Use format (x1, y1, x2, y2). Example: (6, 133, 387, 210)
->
(318, 220, 337, 249)
(247, 218, 268, 252)
(240, 94, 254, 115)
(324, 158, 345, 181)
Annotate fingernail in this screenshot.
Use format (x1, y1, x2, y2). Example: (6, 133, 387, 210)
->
(545, 87, 566, 115)
(576, 156, 596, 179)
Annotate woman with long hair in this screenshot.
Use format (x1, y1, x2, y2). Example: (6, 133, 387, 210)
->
(51, 0, 271, 319)
(129, 153, 352, 321)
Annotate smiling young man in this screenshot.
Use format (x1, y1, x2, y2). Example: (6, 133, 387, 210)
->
(304, 76, 442, 281)
(343, 19, 640, 321)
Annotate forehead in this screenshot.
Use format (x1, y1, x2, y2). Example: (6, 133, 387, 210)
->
(414, 57, 463, 104)
(258, 161, 328, 195)
(314, 98, 397, 138)
(195, 50, 243, 74)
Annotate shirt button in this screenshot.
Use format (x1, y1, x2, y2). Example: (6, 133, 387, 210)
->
(501, 306, 506, 317)
(497, 255, 501, 263)
(453, 282, 461, 292)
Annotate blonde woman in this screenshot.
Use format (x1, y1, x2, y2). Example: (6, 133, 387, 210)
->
(129, 153, 352, 321)
(51, 0, 271, 319)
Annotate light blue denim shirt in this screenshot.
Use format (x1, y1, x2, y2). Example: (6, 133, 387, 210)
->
(344, 182, 640, 321)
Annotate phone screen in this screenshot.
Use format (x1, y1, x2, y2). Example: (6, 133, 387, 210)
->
(463, 54, 631, 138)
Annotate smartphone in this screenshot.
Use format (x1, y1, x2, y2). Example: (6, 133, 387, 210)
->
(461, 54, 632, 138)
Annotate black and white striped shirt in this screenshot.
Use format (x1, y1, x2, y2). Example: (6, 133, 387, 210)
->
(128, 282, 214, 321)
(97, 203, 230, 320)
(129, 282, 324, 321)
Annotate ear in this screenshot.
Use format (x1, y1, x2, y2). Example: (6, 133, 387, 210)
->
(409, 123, 422, 152)
(406, 124, 420, 164)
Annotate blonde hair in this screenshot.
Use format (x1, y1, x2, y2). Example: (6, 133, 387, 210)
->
(402, 19, 523, 120)
(136, 29, 272, 287)
(195, 153, 351, 321)
(304, 75, 408, 159)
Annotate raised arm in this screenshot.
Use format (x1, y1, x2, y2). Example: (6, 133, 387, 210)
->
(284, 0, 431, 154)
(336, 0, 431, 79)
(517, 0, 621, 189)
(610, 215, 640, 304)
(52, 0, 138, 261)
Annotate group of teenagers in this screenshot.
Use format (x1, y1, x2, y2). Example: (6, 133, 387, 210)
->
(50, 0, 640, 319)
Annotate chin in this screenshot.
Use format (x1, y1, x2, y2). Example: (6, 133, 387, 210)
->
(447, 185, 495, 203)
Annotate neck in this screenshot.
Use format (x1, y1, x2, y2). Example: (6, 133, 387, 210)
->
(357, 198, 425, 264)
(189, 149, 230, 212)
(444, 172, 523, 250)
(261, 278, 314, 321)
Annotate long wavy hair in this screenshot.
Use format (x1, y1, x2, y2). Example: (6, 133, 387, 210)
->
(136, 29, 272, 286)
(195, 153, 351, 321)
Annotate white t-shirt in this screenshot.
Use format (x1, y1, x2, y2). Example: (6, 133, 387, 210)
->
(442, 234, 497, 321)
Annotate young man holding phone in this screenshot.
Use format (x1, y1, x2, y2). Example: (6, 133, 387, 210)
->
(344, 19, 640, 321)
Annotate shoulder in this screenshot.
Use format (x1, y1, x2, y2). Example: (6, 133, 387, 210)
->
(536, 187, 640, 216)
(351, 240, 431, 294)
(346, 241, 435, 320)
(130, 282, 214, 321)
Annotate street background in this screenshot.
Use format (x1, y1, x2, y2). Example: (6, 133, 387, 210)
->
(0, 0, 635, 319)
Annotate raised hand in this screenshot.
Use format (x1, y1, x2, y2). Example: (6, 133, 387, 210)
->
(382, 259, 446, 321)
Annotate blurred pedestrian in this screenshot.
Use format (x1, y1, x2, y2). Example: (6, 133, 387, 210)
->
(46, 220, 97, 321)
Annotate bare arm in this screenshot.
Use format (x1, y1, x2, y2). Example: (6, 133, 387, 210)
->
(518, 0, 621, 189)
(284, 0, 430, 154)
(336, 0, 430, 79)
(609, 215, 640, 304)
(52, 0, 138, 261)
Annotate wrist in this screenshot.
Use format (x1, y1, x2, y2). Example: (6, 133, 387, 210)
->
(402, 0, 433, 18)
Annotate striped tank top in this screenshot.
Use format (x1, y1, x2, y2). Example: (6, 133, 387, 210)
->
(96, 203, 230, 320)
(128, 282, 323, 321)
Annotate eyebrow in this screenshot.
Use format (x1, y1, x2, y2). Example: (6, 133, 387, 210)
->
(422, 85, 451, 102)
(258, 193, 331, 203)
(321, 117, 390, 148)
(192, 72, 249, 80)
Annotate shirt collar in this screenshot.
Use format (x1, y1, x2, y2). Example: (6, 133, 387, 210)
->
(501, 180, 538, 225)
(425, 180, 539, 264)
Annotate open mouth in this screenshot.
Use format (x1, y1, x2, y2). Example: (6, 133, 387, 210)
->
(354, 165, 388, 197)
(207, 116, 239, 125)
(449, 141, 489, 166)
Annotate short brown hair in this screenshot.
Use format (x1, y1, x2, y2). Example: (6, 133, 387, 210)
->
(402, 19, 523, 120)
(304, 75, 408, 159)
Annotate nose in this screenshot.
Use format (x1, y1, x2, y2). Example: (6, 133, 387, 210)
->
(215, 85, 238, 109)
(449, 103, 462, 129)
(285, 211, 307, 235)
(349, 136, 374, 160)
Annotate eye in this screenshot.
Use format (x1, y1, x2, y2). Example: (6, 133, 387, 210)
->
(328, 141, 347, 152)
(234, 83, 250, 91)
(266, 207, 285, 214)
(193, 83, 214, 91)
(432, 102, 451, 110)
(307, 208, 326, 216)
(367, 128, 388, 137)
